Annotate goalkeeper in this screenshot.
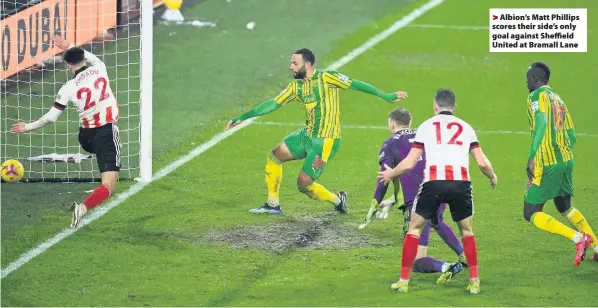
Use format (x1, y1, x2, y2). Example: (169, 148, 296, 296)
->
(226, 48, 408, 215)
(360, 107, 465, 283)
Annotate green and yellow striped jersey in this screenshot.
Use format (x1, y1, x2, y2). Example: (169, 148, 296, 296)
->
(274, 69, 352, 139)
(527, 85, 574, 166)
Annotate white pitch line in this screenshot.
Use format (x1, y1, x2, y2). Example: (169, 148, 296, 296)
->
(0, 0, 446, 279)
(255, 121, 598, 137)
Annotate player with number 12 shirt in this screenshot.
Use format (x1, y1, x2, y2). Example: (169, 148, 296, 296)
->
(11, 35, 122, 229)
(378, 89, 498, 294)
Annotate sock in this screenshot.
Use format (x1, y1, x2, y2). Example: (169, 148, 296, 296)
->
(298, 183, 340, 205)
(265, 151, 283, 207)
(531, 212, 579, 242)
(413, 257, 445, 273)
(562, 207, 597, 248)
(400, 234, 419, 281)
(435, 222, 464, 256)
(82, 185, 111, 211)
(462, 235, 479, 280)
(419, 224, 431, 246)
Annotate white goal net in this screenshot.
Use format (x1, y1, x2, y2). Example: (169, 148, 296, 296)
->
(1, 0, 152, 182)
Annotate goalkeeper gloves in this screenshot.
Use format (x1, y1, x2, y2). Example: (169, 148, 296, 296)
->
(358, 196, 398, 230)
(376, 195, 396, 219)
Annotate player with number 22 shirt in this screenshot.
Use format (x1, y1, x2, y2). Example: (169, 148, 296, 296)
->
(11, 35, 121, 229)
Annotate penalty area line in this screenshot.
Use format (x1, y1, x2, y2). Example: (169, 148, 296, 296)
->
(0, 0, 446, 279)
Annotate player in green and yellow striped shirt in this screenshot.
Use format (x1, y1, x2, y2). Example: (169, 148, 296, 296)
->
(522, 62, 597, 265)
(227, 48, 407, 215)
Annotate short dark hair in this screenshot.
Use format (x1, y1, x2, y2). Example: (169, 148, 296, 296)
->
(63, 47, 85, 65)
(388, 107, 411, 126)
(530, 62, 550, 83)
(294, 48, 315, 66)
(434, 88, 456, 109)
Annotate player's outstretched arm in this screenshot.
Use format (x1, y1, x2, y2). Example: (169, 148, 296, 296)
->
(11, 106, 63, 134)
(361, 147, 404, 228)
(322, 71, 407, 103)
(227, 82, 297, 130)
(226, 99, 282, 130)
(470, 147, 497, 189)
(349, 79, 408, 103)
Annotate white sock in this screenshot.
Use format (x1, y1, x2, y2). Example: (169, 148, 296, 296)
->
(441, 263, 450, 273)
(572, 232, 583, 243)
(332, 196, 341, 206)
(267, 200, 280, 207)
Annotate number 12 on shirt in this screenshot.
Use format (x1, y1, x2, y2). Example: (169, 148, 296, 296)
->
(433, 121, 464, 145)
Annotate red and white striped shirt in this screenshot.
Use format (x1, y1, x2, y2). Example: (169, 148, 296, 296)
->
(54, 49, 119, 129)
(412, 111, 480, 183)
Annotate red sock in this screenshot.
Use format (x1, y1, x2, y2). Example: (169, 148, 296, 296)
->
(82, 185, 111, 210)
(463, 235, 479, 279)
(400, 234, 420, 280)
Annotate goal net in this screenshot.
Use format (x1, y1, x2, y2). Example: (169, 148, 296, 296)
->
(1, 0, 152, 182)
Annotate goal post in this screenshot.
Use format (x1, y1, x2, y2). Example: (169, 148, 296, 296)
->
(139, 0, 152, 183)
(0, 0, 153, 183)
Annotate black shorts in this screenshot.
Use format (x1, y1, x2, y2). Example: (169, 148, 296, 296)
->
(413, 180, 473, 222)
(78, 123, 122, 173)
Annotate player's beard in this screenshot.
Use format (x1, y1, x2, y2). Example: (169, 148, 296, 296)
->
(293, 66, 307, 79)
